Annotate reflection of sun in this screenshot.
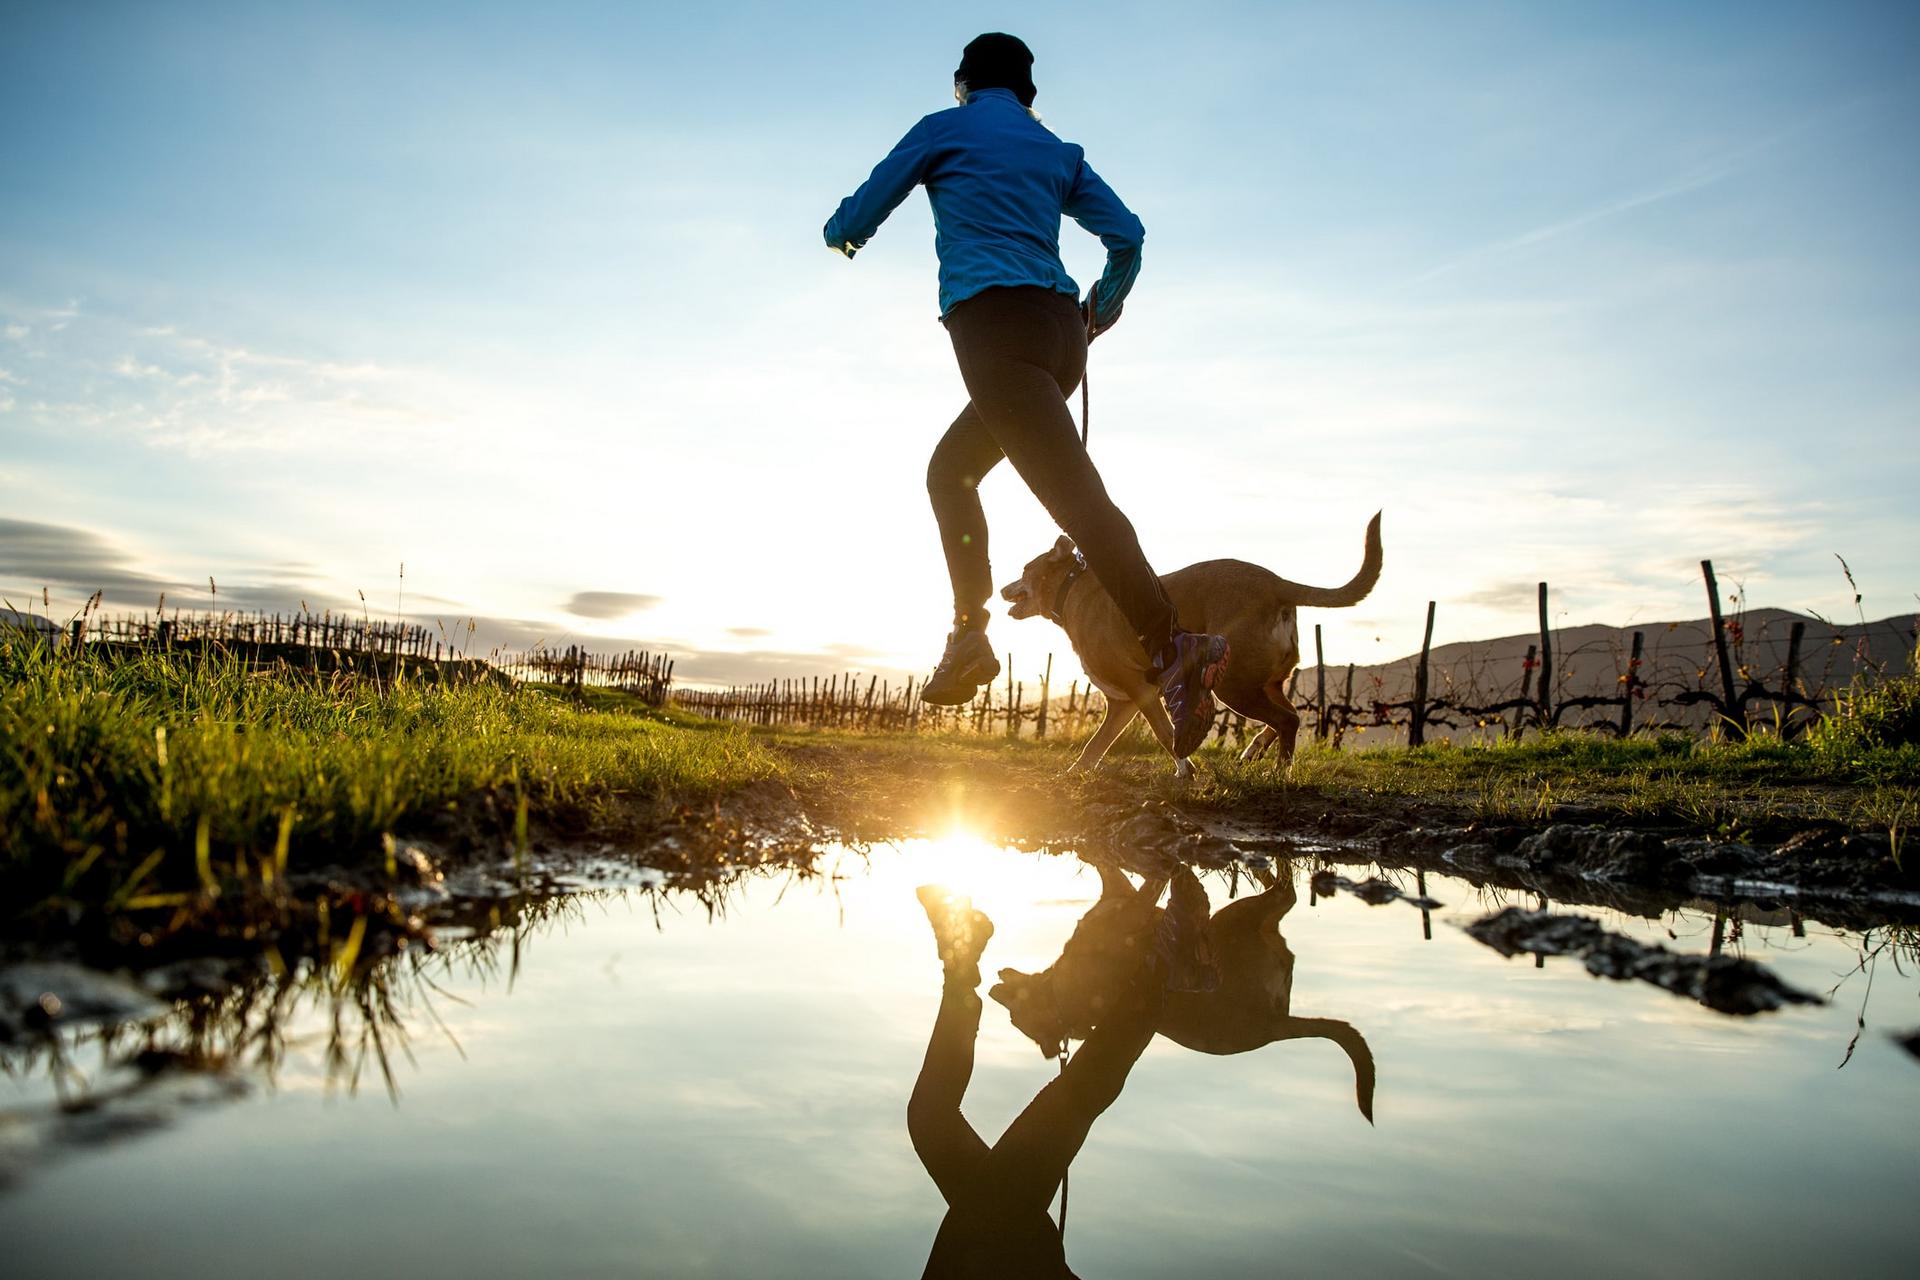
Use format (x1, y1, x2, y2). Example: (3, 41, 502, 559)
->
(914, 827, 1014, 900)
(904, 827, 1091, 949)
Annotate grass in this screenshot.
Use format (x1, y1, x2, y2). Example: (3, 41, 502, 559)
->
(1200, 706, 1919, 844)
(0, 639, 787, 931)
(5, 633, 1915, 937)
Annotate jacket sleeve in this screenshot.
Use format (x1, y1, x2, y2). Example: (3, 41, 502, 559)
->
(1063, 157, 1144, 328)
(823, 117, 937, 257)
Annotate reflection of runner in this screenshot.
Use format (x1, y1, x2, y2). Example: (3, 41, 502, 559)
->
(912, 887, 1156, 1279)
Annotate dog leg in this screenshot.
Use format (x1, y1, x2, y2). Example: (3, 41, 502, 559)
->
(1224, 681, 1301, 767)
(1136, 693, 1194, 779)
(1069, 701, 1139, 773)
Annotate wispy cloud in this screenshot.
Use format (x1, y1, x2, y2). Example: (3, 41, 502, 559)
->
(7, 307, 459, 454)
(1409, 162, 1740, 286)
(1403, 111, 1841, 287)
(564, 590, 663, 619)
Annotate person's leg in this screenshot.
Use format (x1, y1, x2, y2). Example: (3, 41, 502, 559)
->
(908, 887, 996, 1205)
(986, 1013, 1159, 1210)
(945, 287, 1229, 756)
(945, 289, 1179, 660)
(908, 983, 993, 1206)
(926, 402, 1007, 631)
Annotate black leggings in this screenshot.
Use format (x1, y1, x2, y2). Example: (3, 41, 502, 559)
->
(931, 286, 1177, 658)
(909, 984, 1156, 1275)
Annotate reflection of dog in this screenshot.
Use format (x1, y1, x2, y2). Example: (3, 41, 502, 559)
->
(992, 862, 1375, 1122)
(1000, 514, 1381, 776)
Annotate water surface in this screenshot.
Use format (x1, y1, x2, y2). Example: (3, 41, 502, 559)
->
(3, 838, 1913, 1278)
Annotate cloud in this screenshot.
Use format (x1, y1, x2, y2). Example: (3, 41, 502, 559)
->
(0, 518, 184, 605)
(563, 590, 663, 619)
(0, 517, 365, 616)
(671, 646, 914, 687)
(2, 308, 460, 455)
(726, 626, 772, 637)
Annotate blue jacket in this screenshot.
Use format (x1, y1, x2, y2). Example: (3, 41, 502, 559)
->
(824, 88, 1144, 325)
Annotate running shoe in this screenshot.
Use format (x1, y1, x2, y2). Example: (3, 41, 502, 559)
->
(918, 626, 1000, 706)
(1156, 630, 1230, 758)
(1153, 869, 1220, 993)
(917, 885, 994, 989)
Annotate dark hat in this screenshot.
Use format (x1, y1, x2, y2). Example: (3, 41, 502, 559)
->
(956, 32, 1036, 107)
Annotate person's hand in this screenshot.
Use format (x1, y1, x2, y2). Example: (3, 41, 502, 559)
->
(1082, 292, 1120, 340)
(830, 240, 859, 259)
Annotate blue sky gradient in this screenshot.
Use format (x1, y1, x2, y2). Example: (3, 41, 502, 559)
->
(3, 1, 1915, 683)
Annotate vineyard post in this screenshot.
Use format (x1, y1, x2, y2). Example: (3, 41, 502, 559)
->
(1536, 583, 1552, 729)
(1037, 653, 1052, 739)
(1339, 663, 1354, 749)
(1004, 657, 1014, 736)
(1409, 601, 1436, 748)
(1314, 624, 1328, 742)
(1619, 630, 1644, 738)
(1782, 620, 1806, 729)
(1700, 559, 1743, 735)
(1510, 644, 1536, 741)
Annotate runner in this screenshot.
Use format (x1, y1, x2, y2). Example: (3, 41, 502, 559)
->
(824, 32, 1228, 755)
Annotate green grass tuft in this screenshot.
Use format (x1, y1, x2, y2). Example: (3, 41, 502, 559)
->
(0, 640, 786, 926)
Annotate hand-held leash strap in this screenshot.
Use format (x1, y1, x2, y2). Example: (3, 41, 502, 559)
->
(1080, 285, 1095, 447)
(1056, 1042, 1071, 1236)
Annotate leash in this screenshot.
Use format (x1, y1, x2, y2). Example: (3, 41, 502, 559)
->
(1055, 1041, 1072, 1237)
(1080, 286, 1096, 447)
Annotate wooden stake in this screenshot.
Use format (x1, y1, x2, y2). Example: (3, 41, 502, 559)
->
(1701, 559, 1743, 735)
(1410, 601, 1436, 748)
(1314, 624, 1327, 742)
(1536, 583, 1552, 730)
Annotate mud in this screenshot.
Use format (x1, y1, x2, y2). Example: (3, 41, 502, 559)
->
(1464, 906, 1823, 1015)
(775, 742, 1917, 930)
(1307, 869, 1442, 910)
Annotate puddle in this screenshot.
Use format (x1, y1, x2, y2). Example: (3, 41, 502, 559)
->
(2, 836, 1915, 1278)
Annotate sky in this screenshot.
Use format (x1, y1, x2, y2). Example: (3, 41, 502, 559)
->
(2, 0, 1916, 688)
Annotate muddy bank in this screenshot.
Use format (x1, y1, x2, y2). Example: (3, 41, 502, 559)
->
(777, 743, 1918, 930)
(6, 737, 1913, 981)
(1463, 907, 1823, 1014)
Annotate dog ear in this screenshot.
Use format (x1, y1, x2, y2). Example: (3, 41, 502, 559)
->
(1052, 534, 1074, 555)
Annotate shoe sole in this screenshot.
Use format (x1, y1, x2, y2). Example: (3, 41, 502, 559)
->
(918, 654, 1002, 707)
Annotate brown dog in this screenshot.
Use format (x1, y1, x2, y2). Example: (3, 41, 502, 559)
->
(1000, 513, 1382, 775)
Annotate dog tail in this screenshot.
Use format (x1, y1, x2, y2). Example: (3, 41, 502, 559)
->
(1286, 1017, 1377, 1124)
(1268, 511, 1382, 608)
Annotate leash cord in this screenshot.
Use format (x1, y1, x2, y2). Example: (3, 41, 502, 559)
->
(1080, 287, 1096, 447)
(1056, 1041, 1071, 1237)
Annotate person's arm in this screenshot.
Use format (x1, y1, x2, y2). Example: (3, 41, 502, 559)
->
(823, 117, 937, 258)
(1063, 156, 1144, 333)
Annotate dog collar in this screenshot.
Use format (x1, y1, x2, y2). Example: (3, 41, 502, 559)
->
(1046, 551, 1089, 625)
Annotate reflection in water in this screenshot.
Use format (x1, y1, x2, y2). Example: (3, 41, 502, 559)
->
(3, 838, 1912, 1277)
(910, 856, 1375, 1278)
(989, 859, 1373, 1116)
(0, 881, 724, 1185)
(912, 885, 1156, 1280)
